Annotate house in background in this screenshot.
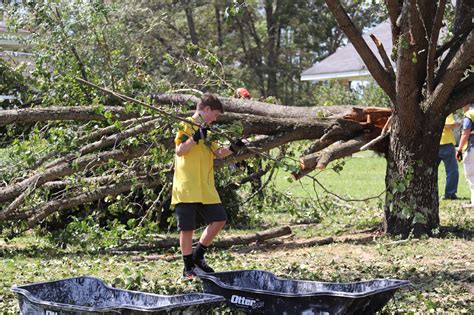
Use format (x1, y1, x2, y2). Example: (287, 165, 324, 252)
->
(1, 2, 33, 103)
(301, 20, 393, 88)
(1, 2, 31, 64)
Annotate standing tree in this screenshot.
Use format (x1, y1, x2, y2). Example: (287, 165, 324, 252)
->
(325, 0, 474, 237)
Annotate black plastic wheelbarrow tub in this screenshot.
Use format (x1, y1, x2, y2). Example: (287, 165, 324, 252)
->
(12, 276, 225, 314)
(198, 270, 410, 314)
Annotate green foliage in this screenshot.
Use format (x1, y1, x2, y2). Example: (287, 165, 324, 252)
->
(312, 80, 391, 107)
(0, 60, 33, 108)
(45, 215, 162, 251)
(312, 81, 356, 106)
(355, 80, 391, 107)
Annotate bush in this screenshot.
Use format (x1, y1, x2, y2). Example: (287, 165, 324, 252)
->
(355, 80, 391, 107)
(312, 81, 356, 106)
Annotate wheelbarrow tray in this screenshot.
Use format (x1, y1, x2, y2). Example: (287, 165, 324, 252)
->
(12, 275, 225, 315)
(198, 270, 409, 314)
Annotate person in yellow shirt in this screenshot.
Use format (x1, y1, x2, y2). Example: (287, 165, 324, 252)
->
(438, 113, 459, 199)
(172, 94, 234, 279)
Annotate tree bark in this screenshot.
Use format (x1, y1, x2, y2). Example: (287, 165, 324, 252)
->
(113, 226, 292, 251)
(181, 0, 199, 45)
(214, 0, 223, 47)
(324, 0, 473, 238)
(384, 115, 441, 237)
(0, 106, 139, 126)
(265, 0, 278, 97)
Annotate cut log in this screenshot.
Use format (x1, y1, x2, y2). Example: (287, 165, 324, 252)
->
(293, 136, 372, 180)
(110, 226, 292, 251)
(153, 93, 355, 118)
(0, 106, 140, 126)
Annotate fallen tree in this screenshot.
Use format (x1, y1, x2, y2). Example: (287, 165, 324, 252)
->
(0, 92, 391, 230)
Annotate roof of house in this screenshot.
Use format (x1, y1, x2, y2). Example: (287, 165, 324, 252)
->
(301, 20, 393, 81)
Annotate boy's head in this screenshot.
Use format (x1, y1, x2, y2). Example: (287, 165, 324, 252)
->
(196, 94, 224, 124)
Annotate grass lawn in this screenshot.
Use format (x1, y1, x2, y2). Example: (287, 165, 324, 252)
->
(1, 152, 472, 314)
(273, 151, 470, 200)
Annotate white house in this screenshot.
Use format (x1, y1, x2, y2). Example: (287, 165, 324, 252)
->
(1, 3, 33, 103)
(301, 20, 394, 83)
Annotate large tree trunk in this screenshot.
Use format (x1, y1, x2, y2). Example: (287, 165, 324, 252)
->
(384, 114, 442, 237)
(325, 0, 473, 238)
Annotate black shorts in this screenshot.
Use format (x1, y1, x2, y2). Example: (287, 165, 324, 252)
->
(175, 203, 227, 231)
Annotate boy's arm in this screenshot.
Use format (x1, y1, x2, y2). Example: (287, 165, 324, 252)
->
(213, 147, 232, 159)
(176, 138, 196, 156)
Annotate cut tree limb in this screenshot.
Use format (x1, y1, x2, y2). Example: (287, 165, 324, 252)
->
(293, 135, 372, 181)
(0, 106, 139, 126)
(110, 226, 292, 251)
(152, 93, 355, 118)
(22, 174, 162, 228)
(0, 145, 152, 205)
(370, 33, 396, 80)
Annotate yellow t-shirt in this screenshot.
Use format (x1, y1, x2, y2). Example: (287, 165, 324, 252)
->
(171, 119, 221, 205)
(440, 114, 456, 145)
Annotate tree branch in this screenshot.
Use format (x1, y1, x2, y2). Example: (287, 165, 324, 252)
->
(448, 73, 474, 112)
(298, 135, 371, 172)
(370, 34, 396, 80)
(0, 145, 153, 205)
(427, 0, 446, 94)
(0, 106, 139, 126)
(324, 0, 396, 104)
(152, 93, 354, 119)
(386, 0, 403, 46)
(22, 175, 162, 228)
(429, 29, 474, 112)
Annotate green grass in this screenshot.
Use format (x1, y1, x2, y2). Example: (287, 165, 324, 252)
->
(273, 151, 470, 200)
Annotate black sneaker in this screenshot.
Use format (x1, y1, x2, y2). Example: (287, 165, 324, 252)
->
(444, 194, 458, 200)
(194, 258, 215, 273)
(182, 268, 197, 280)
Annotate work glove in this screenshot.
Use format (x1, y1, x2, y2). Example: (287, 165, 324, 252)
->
(229, 138, 246, 154)
(456, 150, 463, 162)
(192, 126, 208, 143)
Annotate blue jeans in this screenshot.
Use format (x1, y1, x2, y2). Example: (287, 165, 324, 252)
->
(438, 144, 459, 197)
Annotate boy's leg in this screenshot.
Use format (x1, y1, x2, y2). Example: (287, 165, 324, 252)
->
(193, 204, 227, 273)
(199, 221, 226, 246)
(175, 203, 198, 278)
(180, 230, 194, 255)
(193, 221, 226, 273)
(180, 230, 196, 278)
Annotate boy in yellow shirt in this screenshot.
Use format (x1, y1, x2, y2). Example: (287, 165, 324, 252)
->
(172, 94, 234, 279)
